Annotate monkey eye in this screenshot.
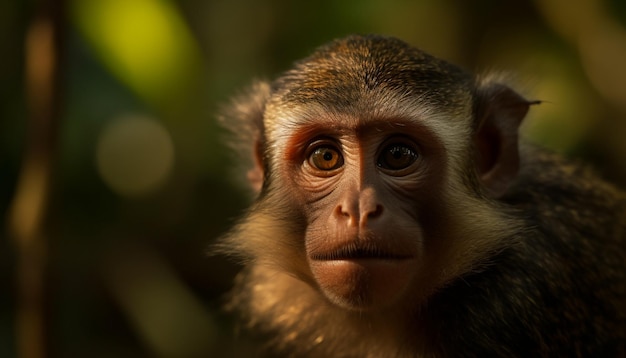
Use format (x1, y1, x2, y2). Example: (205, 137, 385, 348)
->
(308, 146, 344, 171)
(377, 143, 418, 171)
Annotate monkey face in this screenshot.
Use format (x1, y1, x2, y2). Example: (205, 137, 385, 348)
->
(268, 111, 453, 310)
(255, 38, 474, 310)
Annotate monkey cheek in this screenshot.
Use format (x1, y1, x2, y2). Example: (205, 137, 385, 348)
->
(309, 259, 415, 311)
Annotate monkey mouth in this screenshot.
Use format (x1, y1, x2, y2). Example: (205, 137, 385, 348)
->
(307, 236, 418, 310)
(310, 242, 413, 261)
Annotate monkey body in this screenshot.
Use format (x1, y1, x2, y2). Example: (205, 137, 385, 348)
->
(219, 35, 626, 357)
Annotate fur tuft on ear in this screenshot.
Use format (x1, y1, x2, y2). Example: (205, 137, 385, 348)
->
(473, 78, 540, 197)
(218, 81, 270, 194)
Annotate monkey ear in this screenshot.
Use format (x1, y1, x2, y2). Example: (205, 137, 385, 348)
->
(219, 81, 270, 194)
(473, 82, 538, 197)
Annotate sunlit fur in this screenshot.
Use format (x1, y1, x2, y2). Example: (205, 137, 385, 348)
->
(218, 35, 626, 357)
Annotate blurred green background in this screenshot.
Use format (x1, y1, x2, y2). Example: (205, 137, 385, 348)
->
(1, 0, 626, 357)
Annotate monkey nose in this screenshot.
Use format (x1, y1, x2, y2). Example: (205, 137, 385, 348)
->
(335, 188, 384, 227)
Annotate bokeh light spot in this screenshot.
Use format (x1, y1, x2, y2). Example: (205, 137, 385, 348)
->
(96, 115, 175, 197)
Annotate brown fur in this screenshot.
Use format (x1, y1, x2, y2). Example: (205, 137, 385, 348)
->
(218, 35, 626, 357)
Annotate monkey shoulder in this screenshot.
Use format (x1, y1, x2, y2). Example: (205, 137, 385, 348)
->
(507, 146, 626, 243)
(443, 147, 626, 355)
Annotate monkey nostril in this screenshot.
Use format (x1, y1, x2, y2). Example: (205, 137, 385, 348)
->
(362, 205, 383, 225)
(335, 205, 352, 219)
(368, 205, 383, 219)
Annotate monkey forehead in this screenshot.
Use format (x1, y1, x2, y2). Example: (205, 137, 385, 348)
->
(266, 93, 468, 128)
(271, 35, 473, 112)
(265, 88, 468, 131)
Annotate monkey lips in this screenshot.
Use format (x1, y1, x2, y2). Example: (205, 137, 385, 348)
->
(307, 237, 418, 310)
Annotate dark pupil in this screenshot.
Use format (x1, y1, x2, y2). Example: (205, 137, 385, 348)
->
(380, 144, 417, 170)
(323, 152, 333, 161)
(391, 148, 403, 159)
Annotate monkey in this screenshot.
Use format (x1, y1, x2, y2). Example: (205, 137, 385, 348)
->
(217, 34, 626, 357)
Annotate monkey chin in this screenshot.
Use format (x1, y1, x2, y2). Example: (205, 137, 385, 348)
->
(309, 258, 416, 311)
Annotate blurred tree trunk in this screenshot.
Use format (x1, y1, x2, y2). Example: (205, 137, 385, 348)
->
(8, 1, 65, 357)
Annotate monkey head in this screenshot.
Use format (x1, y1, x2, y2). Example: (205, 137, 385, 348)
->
(220, 35, 533, 312)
